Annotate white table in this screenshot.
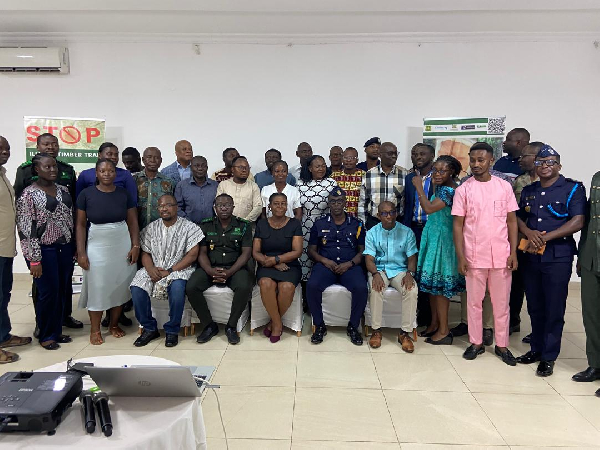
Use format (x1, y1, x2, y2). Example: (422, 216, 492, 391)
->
(0, 355, 207, 450)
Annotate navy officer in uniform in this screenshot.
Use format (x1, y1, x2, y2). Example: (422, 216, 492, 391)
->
(515, 145, 586, 376)
(186, 193, 253, 345)
(306, 187, 368, 345)
(13, 132, 82, 332)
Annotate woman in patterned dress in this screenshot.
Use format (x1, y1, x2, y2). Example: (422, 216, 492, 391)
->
(330, 147, 366, 217)
(16, 154, 75, 350)
(413, 155, 465, 345)
(296, 155, 338, 281)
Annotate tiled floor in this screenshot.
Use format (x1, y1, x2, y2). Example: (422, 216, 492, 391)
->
(2, 277, 600, 449)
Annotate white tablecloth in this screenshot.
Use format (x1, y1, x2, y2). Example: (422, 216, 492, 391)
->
(0, 355, 207, 450)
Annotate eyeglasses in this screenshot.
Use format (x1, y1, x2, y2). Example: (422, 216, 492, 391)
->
(432, 169, 449, 175)
(158, 203, 177, 209)
(232, 165, 250, 171)
(534, 160, 559, 167)
(379, 211, 396, 218)
(329, 199, 345, 205)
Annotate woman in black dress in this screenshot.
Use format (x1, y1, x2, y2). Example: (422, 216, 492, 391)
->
(253, 192, 303, 343)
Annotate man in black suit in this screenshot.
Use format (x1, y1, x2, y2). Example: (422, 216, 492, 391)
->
(403, 143, 435, 327)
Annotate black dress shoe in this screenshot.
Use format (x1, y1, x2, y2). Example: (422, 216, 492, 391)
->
(165, 333, 178, 347)
(41, 342, 60, 350)
(572, 367, 600, 383)
(119, 312, 133, 327)
(536, 360, 555, 377)
(101, 316, 109, 328)
(495, 346, 517, 366)
(450, 323, 468, 337)
(483, 328, 493, 346)
(134, 329, 160, 347)
(347, 324, 363, 346)
(596, 388, 600, 397)
(425, 334, 453, 345)
(123, 299, 133, 312)
(522, 333, 532, 344)
(311, 324, 327, 345)
(516, 350, 541, 365)
(463, 344, 485, 360)
(226, 326, 240, 345)
(197, 322, 219, 344)
(57, 335, 72, 344)
(63, 316, 83, 329)
(33, 326, 39, 339)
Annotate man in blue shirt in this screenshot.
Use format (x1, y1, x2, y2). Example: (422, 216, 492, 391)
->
(307, 188, 367, 346)
(175, 156, 218, 224)
(160, 140, 193, 185)
(364, 201, 419, 352)
(75, 142, 138, 206)
(493, 128, 529, 180)
(254, 149, 296, 190)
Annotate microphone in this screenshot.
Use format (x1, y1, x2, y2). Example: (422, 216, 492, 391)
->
(79, 390, 96, 434)
(92, 391, 113, 437)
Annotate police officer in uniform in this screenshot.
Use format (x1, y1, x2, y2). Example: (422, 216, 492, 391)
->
(572, 170, 600, 396)
(515, 145, 586, 377)
(13, 133, 82, 331)
(307, 187, 367, 345)
(186, 193, 253, 345)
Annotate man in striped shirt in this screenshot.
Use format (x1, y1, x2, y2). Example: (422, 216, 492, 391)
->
(358, 142, 407, 230)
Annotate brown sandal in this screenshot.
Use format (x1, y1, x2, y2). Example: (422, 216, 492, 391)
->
(0, 335, 32, 348)
(109, 326, 126, 338)
(0, 349, 19, 364)
(90, 331, 104, 345)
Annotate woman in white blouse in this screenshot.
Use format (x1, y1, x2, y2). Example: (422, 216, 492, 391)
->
(261, 161, 302, 221)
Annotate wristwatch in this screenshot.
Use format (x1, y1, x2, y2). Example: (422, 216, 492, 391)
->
(275, 256, 280, 264)
(167, 267, 173, 274)
(407, 270, 415, 277)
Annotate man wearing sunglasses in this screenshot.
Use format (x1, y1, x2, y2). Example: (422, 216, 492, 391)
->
(515, 145, 586, 376)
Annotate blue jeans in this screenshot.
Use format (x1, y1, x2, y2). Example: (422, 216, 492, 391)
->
(131, 279, 187, 335)
(0, 257, 13, 343)
(31, 243, 74, 343)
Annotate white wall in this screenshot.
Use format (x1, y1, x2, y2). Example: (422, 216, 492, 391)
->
(1, 38, 599, 273)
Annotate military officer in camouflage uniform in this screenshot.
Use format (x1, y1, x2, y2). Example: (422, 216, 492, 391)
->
(186, 193, 253, 345)
(13, 133, 82, 331)
(572, 170, 600, 396)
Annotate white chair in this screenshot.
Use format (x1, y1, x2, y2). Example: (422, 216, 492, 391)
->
(189, 285, 250, 334)
(149, 296, 195, 336)
(311, 284, 360, 332)
(363, 286, 418, 337)
(250, 285, 304, 336)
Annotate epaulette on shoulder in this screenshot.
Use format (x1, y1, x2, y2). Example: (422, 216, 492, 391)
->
(238, 217, 250, 224)
(565, 178, 583, 185)
(201, 217, 214, 223)
(19, 161, 33, 168)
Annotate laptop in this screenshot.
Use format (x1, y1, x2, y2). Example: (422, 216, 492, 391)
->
(84, 365, 215, 397)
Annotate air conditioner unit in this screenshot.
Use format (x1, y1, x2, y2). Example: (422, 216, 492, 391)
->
(0, 47, 69, 74)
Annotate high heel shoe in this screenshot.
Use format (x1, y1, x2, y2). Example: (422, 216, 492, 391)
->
(425, 333, 453, 345)
(419, 328, 438, 338)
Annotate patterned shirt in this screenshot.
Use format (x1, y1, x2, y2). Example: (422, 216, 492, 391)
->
(133, 170, 176, 230)
(16, 184, 74, 262)
(513, 172, 537, 203)
(130, 217, 204, 298)
(413, 171, 432, 223)
(331, 169, 366, 217)
(358, 165, 407, 223)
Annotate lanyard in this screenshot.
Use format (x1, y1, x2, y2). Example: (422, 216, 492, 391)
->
(547, 183, 578, 218)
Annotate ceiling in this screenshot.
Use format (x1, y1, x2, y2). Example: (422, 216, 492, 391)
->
(0, 0, 599, 40)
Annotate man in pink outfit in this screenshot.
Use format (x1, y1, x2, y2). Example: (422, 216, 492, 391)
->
(452, 142, 519, 366)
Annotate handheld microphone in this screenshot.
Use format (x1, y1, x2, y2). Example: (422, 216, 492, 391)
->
(79, 390, 96, 434)
(92, 391, 113, 437)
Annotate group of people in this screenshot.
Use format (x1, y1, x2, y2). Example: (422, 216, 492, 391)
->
(0, 130, 598, 397)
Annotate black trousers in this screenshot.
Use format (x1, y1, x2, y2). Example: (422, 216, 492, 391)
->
(411, 222, 431, 327)
(509, 251, 527, 327)
(186, 268, 252, 328)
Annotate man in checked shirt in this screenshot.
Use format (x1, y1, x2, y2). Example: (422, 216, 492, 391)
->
(358, 142, 407, 230)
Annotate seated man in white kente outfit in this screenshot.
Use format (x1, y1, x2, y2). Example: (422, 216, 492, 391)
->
(130, 194, 204, 348)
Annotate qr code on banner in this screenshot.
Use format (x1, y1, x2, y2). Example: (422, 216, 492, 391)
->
(487, 117, 506, 135)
